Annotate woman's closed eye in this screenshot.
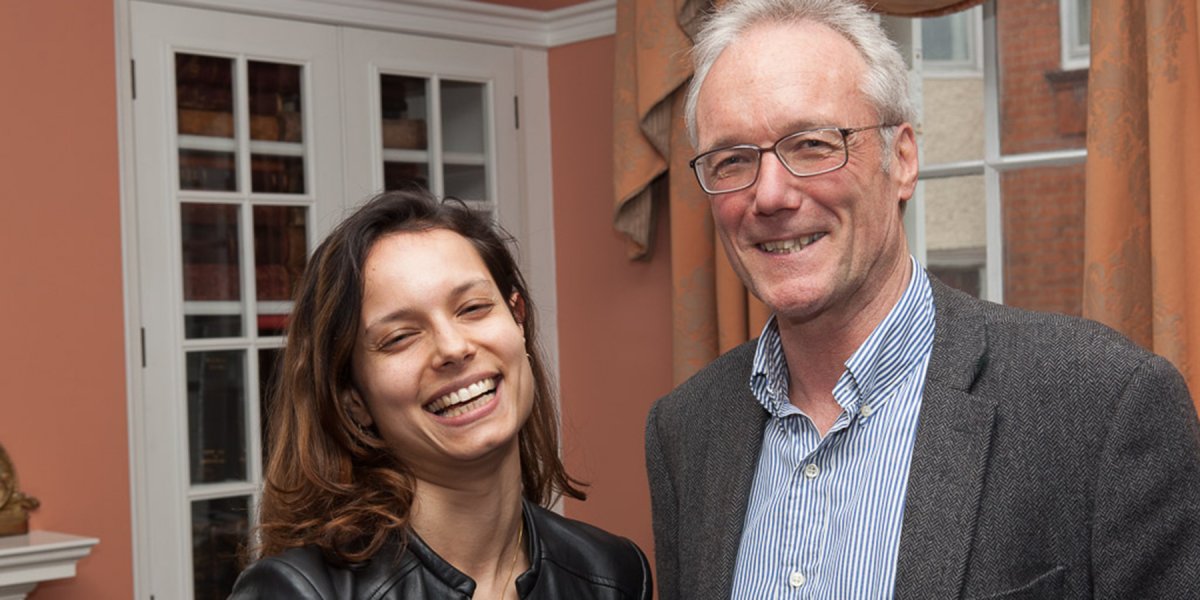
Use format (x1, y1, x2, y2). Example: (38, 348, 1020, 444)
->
(378, 329, 418, 351)
(459, 300, 495, 318)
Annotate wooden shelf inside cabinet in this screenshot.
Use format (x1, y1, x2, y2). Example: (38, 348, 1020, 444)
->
(178, 109, 303, 143)
(383, 149, 428, 164)
(382, 118, 427, 150)
(443, 151, 485, 166)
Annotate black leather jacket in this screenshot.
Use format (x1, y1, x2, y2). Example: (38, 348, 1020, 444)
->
(229, 502, 651, 599)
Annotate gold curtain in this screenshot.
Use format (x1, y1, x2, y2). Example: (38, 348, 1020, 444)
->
(1083, 0, 1200, 413)
(614, 0, 993, 385)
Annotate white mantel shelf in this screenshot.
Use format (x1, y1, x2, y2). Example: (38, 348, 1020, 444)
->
(0, 531, 99, 600)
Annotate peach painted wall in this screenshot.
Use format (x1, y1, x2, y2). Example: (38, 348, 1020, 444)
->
(547, 35, 674, 569)
(0, 2, 133, 599)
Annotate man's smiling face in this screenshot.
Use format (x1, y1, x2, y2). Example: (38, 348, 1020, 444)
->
(695, 20, 917, 328)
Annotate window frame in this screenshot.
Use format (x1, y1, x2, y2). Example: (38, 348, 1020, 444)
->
(919, 6, 984, 78)
(898, 1, 1088, 306)
(1060, 0, 1091, 70)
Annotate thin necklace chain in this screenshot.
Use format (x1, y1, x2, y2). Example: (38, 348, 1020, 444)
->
(501, 520, 524, 600)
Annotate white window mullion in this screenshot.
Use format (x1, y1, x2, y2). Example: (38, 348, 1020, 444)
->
(428, 75, 445, 196)
(982, 1, 1004, 304)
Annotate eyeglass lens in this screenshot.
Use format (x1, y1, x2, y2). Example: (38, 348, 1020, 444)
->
(695, 128, 849, 193)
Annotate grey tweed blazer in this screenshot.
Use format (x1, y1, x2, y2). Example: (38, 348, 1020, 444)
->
(646, 276, 1200, 599)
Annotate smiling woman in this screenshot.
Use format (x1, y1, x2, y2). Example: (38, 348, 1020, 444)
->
(230, 189, 651, 599)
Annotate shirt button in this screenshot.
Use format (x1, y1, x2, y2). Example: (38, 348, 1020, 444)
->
(789, 571, 806, 587)
(803, 463, 820, 479)
(860, 404, 875, 417)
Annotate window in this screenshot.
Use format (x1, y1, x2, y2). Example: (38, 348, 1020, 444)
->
(895, 0, 1088, 315)
(920, 7, 982, 75)
(1061, 0, 1091, 69)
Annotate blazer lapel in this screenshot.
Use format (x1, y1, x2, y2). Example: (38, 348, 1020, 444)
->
(704, 348, 768, 597)
(894, 278, 998, 599)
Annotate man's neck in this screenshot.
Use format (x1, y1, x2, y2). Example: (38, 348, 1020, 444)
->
(776, 257, 915, 435)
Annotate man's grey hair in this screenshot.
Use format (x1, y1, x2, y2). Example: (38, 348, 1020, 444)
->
(685, 0, 915, 165)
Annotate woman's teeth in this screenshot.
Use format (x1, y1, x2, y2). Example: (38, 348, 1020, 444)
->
(760, 233, 825, 254)
(425, 377, 497, 416)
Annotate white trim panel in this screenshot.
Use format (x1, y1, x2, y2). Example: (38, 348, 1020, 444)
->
(138, 0, 616, 47)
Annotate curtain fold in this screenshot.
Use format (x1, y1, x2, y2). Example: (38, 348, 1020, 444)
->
(613, 0, 700, 259)
(1083, 0, 1200, 411)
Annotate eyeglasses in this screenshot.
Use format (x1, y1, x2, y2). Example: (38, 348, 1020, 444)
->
(688, 124, 897, 195)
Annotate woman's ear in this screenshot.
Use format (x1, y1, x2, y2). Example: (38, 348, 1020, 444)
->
(508, 292, 527, 331)
(343, 387, 374, 428)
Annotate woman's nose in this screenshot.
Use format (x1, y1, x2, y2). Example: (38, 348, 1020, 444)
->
(431, 322, 475, 368)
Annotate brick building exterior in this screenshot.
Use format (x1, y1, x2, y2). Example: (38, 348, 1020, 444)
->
(998, 0, 1088, 316)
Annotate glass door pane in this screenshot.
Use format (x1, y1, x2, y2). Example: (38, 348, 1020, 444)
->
(176, 54, 238, 192)
(381, 74, 431, 191)
(182, 203, 243, 338)
(187, 350, 248, 484)
(191, 495, 251, 600)
(253, 205, 307, 336)
(441, 80, 488, 202)
(258, 347, 282, 465)
(249, 61, 306, 194)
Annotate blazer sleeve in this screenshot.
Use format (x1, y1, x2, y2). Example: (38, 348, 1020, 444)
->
(228, 556, 328, 600)
(645, 400, 680, 600)
(1091, 354, 1200, 597)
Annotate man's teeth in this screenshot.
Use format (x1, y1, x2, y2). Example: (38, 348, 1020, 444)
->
(760, 233, 825, 253)
(425, 378, 497, 416)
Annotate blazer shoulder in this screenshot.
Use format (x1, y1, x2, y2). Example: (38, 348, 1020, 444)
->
(656, 340, 757, 406)
(930, 277, 1178, 397)
(531, 504, 651, 598)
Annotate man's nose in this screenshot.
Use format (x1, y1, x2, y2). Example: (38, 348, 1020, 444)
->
(751, 152, 803, 215)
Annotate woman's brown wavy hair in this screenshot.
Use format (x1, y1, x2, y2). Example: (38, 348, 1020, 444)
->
(251, 188, 586, 565)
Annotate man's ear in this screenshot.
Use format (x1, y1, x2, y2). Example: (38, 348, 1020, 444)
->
(343, 387, 374, 428)
(892, 123, 920, 203)
(509, 292, 527, 331)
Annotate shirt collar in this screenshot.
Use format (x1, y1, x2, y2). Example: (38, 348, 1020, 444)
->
(750, 256, 935, 418)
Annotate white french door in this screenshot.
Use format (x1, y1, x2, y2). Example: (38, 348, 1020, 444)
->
(128, 3, 527, 598)
(340, 27, 521, 239)
(130, 3, 344, 598)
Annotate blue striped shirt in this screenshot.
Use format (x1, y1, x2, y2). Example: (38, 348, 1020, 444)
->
(730, 257, 936, 599)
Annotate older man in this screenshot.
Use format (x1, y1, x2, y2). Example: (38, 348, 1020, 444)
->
(644, 0, 1200, 598)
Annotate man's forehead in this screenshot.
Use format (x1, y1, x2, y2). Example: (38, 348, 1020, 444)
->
(695, 20, 870, 147)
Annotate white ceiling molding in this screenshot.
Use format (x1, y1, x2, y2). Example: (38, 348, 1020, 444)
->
(143, 0, 616, 47)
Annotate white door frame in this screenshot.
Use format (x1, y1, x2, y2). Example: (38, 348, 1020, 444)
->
(114, 0, 617, 597)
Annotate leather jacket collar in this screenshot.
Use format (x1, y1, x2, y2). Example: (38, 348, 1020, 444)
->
(230, 500, 652, 599)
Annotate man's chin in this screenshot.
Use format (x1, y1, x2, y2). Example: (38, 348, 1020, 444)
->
(757, 287, 834, 324)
